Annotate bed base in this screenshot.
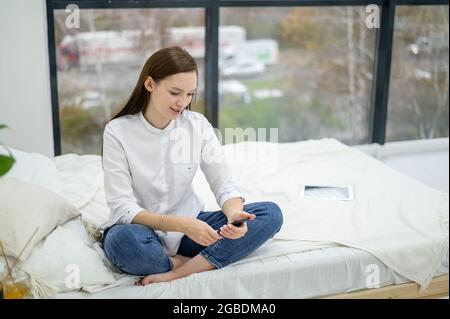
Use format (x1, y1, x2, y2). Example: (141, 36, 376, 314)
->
(322, 274, 449, 299)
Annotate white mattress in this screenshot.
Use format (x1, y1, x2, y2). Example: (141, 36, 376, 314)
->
(51, 148, 448, 299)
(54, 243, 449, 299)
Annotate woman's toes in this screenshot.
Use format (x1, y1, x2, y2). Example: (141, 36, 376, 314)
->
(139, 271, 177, 285)
(140, 275, 153, 285)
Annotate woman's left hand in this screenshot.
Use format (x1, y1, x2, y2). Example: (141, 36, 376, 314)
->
(219, 211, 256, 240)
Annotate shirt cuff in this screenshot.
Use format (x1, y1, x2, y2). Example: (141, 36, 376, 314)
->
(219, 191, 247, 209)
(118, 203, 145, 224)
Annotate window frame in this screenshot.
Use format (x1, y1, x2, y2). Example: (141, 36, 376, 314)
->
(46, 0, 449, 155)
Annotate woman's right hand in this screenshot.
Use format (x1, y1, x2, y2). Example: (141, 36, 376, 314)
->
(181, 218, 223, 246)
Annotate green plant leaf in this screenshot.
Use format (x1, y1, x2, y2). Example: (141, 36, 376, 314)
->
(0, 154, 15, 177)
(0, 124, 7, 130)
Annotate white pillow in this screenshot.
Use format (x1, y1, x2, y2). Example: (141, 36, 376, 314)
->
(0, 146, 62, 196)
(20, 218, 116, 294)
(54, 153, 106, 216)
(0, 177, 80, 261)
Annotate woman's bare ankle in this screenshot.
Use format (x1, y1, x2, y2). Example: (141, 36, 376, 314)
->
(172, 254, 216, 279)
(170, 254, 192, 270)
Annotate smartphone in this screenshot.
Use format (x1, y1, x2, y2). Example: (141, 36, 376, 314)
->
(231, 217, 249, 227)
(216, 217, 249, 233)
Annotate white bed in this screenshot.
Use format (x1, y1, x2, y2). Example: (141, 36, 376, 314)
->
(1, 138, 448, 299)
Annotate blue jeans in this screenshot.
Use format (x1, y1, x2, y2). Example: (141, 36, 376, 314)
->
(102, 201, 283, 276)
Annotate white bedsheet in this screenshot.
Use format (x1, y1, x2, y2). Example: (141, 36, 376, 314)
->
(221, 139, 449, 289)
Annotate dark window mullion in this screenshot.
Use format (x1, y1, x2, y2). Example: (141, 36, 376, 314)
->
(46, 0, 62, 156)
(204, 3, 220, 128)
(369, 1, 396, 145)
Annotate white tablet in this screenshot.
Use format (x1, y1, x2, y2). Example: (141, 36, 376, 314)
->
(300, 185, 354, 201)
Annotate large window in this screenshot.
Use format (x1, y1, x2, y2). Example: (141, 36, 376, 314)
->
(54, 8, 205, 154)
(219, 7, 377, 145)
(47, 1, 449, 155)
(387, 5, 449, 142)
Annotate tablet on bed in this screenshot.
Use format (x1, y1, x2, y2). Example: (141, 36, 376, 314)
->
(301, 185, 354, 201)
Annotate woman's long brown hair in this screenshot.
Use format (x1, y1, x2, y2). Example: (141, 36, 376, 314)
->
(101, 46, 198, 158)
(109, 46, 198, 122)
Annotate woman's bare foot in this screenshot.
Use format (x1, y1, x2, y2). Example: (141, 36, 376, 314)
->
(137, 270, 178, 285)
(137, 254, 215, 286)
(135, 255, 191, 286)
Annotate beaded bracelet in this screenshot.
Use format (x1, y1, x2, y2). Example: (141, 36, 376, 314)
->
(160, 214, 167, 235)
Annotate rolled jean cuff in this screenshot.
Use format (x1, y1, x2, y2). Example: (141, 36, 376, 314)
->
(200, 250, 223, 269)
(167, 256, 175, 271)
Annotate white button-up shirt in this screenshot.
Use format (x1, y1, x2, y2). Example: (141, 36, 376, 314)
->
(102, 109, 246, 255)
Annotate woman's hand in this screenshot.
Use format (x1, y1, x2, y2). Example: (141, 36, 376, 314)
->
(219, 211, 256, 240)
(182, 218, 223, 246)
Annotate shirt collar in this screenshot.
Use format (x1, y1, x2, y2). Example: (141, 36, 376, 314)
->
(139, 111, 175, 133)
